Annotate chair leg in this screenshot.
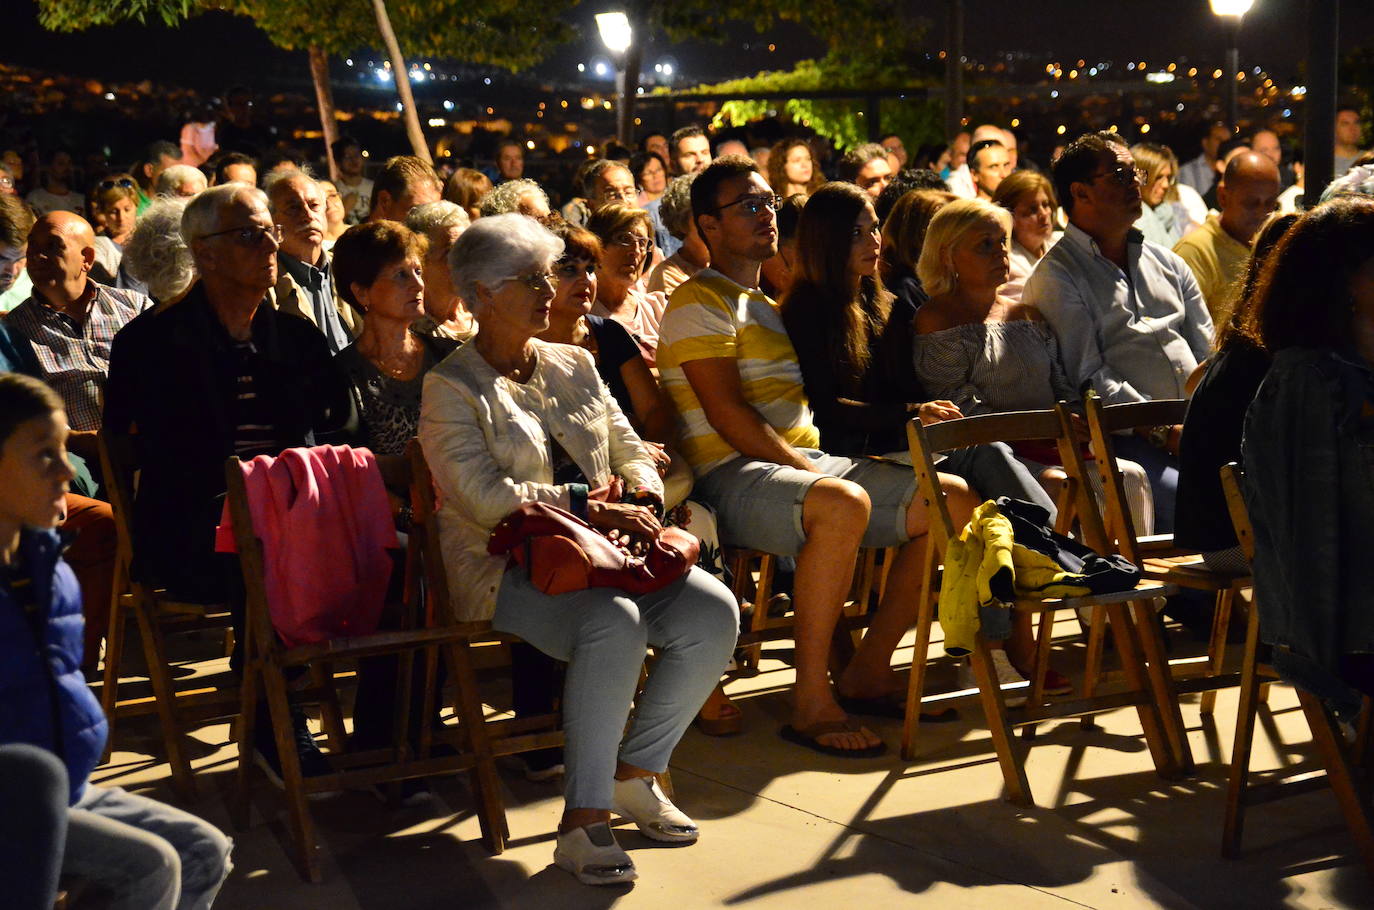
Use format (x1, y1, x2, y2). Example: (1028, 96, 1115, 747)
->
(1298, 691, 1374, 882)
(1081, 605, 1108, 729)
(1200, 587, 1235, 716)
(446, 640, 508, 854)
(262, 660, 321, 883)
(98, 596, 128, 765)
(232, 660, 260, 832)
(1222, 601, 1264, 858)
(134, 602, 196, 799)
(312, 662, 348, 754)
(972, 635, 1032, 805)
(1117, 600, 1188, 777)
(900, 546, 938, 761)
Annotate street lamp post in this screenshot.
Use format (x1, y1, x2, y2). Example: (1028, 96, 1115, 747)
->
(596, 12, 636, 146)
(1210, 0, 1254, 130)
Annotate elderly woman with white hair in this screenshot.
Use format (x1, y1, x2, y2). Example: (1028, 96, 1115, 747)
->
(154, 163, 208, 199)
(121, 196, 197, 306)
(476, 177, 550, 219)
(418, 213, 737, 887)
(404, 200, 475, 342)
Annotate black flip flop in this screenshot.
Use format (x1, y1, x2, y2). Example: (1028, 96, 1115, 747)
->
(836, 693, 959, 723)
(779, 721, 887, 758)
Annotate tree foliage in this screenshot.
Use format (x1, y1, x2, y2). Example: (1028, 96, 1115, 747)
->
(666, 4, 943, 153)
(38, 0, 575, 72)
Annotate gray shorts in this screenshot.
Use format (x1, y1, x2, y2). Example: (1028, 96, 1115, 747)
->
(694, 449, 915, 557)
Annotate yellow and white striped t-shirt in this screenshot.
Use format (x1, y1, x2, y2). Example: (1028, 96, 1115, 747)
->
(657, 269, 819, 476)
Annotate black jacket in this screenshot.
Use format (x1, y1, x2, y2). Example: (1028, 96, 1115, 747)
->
(104, 283, 354, 594)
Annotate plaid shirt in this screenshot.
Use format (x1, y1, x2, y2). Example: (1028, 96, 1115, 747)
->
(7, 282, 149, 431)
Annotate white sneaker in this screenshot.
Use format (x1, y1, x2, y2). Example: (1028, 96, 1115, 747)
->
(612, 776, 699, 843)
(554, 822, 637, 885)
(956, 651, 1029, 708)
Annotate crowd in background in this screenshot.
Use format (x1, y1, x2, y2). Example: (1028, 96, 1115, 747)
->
(4, 92, 1374, 901)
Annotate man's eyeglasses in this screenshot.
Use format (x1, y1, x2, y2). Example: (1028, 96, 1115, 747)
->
(505, 270, 556, 291)
(198, 224, 282, 246)
(98, 177, 136, 191)
(1090, 165, 1141, 187)
(715, 193, 783, 216)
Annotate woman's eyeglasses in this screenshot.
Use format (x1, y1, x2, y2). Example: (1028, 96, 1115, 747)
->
(506, 270, 556, 291)
(97, 177, 137, 191)
(611, 232, 651, 251)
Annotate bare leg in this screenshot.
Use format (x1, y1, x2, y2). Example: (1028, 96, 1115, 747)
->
(840, 473, 980, 698)
(789, 478, 879, 751)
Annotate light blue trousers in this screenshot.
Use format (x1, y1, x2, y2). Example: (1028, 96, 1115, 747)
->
(64, 784, 232, 910)
(493, 566, 739, 809)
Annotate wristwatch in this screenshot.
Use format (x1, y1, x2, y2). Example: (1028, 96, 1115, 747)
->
(1147, 425, 1172, 450)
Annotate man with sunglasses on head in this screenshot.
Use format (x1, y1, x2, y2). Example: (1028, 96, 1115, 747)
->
(658, 156, 948, 758)
(104, 184, 355, 784)
(1023, 131, 1212, 533)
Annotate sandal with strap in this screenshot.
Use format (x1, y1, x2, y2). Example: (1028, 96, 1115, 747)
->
(779, 719, 886, 758)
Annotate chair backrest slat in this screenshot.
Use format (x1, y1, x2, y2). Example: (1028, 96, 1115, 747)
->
(918, 408, 1063, 454)
(1219, 462, 1256, 564)
(98, 431, 139, 571)
(1081, 394, 1188, 561)
(1091, 397, 1188, 435)
(407, 438, 453, 625)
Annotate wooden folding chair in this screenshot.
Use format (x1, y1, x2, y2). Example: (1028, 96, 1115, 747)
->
(1218, 463, 1374, 876)
(97, 430, 239, 798)
(1081, 395, 1252, 713)
(730, 546, 887, 674)
(225, 449, 492, 882)
(901, 406, 1191, 802)
(405, 439, 570, 848)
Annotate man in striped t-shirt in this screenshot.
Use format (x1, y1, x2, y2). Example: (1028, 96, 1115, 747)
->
(658, 157, 961, 758)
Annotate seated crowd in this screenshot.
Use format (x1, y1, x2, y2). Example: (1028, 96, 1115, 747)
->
(3, 110, 1374, 900)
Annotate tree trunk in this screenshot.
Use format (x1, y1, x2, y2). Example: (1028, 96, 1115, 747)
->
(307, 46, 341, 181)
(369, 0, 432, 164)
(616, 40, 642, 147)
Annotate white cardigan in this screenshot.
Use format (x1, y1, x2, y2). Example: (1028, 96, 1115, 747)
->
(419, 339, 662, 621)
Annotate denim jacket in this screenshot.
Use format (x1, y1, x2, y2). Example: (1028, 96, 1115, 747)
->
(1242, 347, 1374, 719)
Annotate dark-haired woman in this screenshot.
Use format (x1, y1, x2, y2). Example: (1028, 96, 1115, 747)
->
(780, 182, 1056, 710)
(1242, 196, 1374, 715)
(331, 221, 458, 460)
(1175, 211, 1298, 573)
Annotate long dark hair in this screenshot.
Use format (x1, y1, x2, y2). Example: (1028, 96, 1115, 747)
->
(1214, 211, 1298, 352)
(1246, 198, 1374, 353)
(781, 181, 892, 381)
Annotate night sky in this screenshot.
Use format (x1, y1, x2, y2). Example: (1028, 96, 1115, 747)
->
(6, 0, 1374, 92)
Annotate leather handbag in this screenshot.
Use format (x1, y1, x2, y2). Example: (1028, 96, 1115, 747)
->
(487, 501, 699, 596)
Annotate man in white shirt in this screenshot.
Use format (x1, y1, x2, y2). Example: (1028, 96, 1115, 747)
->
(332, 137, 374, 224)
(1023, 132, 1212, 532)
(969, 139, 1011, 200)
(1177, 122, 1231, 196)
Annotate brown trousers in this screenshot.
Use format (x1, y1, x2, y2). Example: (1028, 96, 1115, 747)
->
(62, 493, 116, 669)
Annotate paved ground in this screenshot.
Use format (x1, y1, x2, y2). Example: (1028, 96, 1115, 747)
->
(94, 615, 1374, 909)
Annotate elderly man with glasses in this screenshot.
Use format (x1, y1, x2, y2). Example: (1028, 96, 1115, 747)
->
(1023, 131, 1213, 533)
(104, 183, 355, 784)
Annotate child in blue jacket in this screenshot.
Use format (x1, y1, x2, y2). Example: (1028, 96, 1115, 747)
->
(0, 372, 231, 910)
